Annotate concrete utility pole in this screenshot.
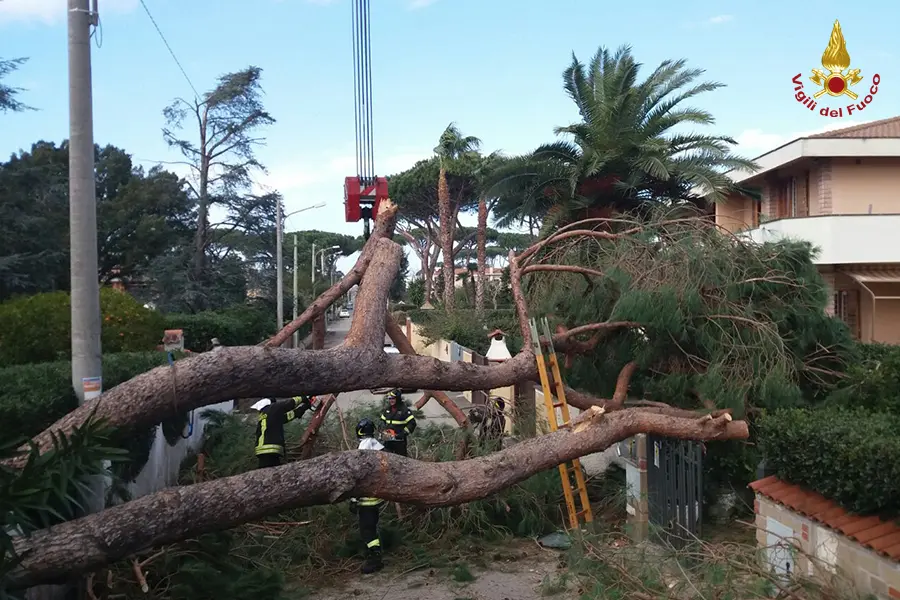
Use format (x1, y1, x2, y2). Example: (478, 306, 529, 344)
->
(68, 0, 102, 406)
(311, 242, 316, 284)
(275, 198, 284, 332)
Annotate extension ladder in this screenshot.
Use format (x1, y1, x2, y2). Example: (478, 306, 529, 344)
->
(529, 317, 594, 530)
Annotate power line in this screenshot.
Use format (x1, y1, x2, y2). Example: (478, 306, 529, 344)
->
(138, 0, 200, 99)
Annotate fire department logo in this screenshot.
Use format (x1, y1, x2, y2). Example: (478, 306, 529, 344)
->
(791, 20, 881, 118)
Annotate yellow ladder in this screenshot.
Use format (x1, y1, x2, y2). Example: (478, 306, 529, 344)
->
(529, 317, 593, 530)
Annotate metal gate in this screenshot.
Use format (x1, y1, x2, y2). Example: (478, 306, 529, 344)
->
(646, 435, 703, 548)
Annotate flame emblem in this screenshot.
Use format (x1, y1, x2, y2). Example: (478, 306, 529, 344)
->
(810, 20, 863, 100)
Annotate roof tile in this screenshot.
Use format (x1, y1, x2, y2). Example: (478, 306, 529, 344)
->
(750, 477, 900, 562)
(807, 116, 900, 139)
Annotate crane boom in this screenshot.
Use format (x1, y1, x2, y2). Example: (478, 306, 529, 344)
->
(344, 0, 387, 239)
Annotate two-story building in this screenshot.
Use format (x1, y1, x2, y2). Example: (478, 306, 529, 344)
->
(715, 116, 900, 344)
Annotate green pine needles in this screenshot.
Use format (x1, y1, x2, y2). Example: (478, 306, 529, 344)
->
(524, 208, 856, 416)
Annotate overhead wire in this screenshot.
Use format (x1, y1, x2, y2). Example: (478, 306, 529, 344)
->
(138, 0, 200, 99)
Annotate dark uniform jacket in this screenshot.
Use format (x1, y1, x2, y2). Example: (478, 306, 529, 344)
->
(379, 403, 417, 441)
(255, 396, 310, 456)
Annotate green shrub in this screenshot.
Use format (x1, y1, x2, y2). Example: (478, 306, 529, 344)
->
(826, 342, 900, 413)
(163, 305, 282, 352)
(0, 351, 182, 487)
(0, 289, 165, 366)
(758, 407, 900, 516)
(408, 308, 521, 355)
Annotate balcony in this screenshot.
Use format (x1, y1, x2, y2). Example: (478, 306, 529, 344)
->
(742, 214, 900, 265)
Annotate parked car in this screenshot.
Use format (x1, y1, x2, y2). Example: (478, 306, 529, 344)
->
(338, 309, 350, 318)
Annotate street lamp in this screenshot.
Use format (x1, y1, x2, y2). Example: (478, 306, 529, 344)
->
(311, 244, 341, 284)
(276, 200, 325, 338)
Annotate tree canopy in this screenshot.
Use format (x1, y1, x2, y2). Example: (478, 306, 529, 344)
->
(490, 45, 757, 234)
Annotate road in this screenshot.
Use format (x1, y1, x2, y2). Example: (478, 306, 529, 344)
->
(323, 315, 470, 428)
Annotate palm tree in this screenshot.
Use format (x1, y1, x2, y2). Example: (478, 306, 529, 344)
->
(434, 123, 481, 308)
(473, 151, 504, 314)
(491, 45, 757, 235)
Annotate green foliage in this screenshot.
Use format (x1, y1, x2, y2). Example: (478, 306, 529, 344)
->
(0, 142, 193, 302)
(1, 418, 128, 594)
(826, 342, 900, 413)
(406, 278, 425, 307)
(163, 304, 277, 351)
(758, 407, 900, 516)
(1, 57, 32, 114)
(0, 289, 165, 366)
(408, 308, 521, 355)
(489, 45, 757, 232)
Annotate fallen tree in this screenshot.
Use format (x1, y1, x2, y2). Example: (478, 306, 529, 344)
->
(6, 199, 767, 587)
(8, 407, 744, 587)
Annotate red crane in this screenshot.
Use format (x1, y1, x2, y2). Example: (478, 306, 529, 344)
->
(344, 0, 387, 240)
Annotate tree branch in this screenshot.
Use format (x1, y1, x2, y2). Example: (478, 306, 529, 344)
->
(265, 200, 399, 347)
(384, 316, 468, 428)
(610, 361, 638, 409)
(8, 407, 746, 588)
(521, 264, 605, 279)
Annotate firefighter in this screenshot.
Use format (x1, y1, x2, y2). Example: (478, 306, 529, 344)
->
(253, 396, 314, 468)
(379, 388, 416, 456)
(349, 417, 385, 574)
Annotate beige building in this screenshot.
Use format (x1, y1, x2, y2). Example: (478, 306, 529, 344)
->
(715, 116, 900, 344)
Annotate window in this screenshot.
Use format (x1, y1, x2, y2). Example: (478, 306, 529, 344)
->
(834, 290, 860, 339)
(776, 177, 798, 218)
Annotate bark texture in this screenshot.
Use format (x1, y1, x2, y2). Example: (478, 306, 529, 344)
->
(438, 166, 455, 308)
(475, 194, 488, 313)
(9, 408, 745, 587)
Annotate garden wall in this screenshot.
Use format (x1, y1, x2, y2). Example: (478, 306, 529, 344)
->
(751, 476, 900, 599)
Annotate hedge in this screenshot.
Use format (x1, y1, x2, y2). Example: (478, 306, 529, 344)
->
(0, 289, 165, 366)
(758, 407, 900, 516)
(0, 352, 174, 442)
(406, 308, 521, 355)
(826, 342, 900, 413)
(163, 305, 284, 352)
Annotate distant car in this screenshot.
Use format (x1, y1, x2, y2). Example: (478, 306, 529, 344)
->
(338, 309, 349, 318)
(383, 344, 399, 354)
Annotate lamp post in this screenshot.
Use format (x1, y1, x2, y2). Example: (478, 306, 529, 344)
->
(276, 201, 325, 337)
(311, 245, 341, 284)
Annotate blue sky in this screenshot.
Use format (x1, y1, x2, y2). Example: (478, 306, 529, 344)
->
(2, 0, 898, 272)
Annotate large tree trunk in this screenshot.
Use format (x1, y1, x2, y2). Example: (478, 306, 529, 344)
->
(475, 195, 487, 313)
(438, 166, 454, 308)
(311, 315, 325, 350)
(8, 407, 744, 588)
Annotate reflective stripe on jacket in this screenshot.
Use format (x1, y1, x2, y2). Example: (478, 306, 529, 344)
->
(254, 397, 310, 456)
(379, 404, 417, 441)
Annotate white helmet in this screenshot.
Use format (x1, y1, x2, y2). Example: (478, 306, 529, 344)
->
(251, 398, 273, 411)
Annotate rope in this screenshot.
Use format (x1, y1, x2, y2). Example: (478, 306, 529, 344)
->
(167, 351, 194, 439)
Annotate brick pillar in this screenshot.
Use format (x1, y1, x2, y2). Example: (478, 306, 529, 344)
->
(762, 177, 778, 219)
(795, 173, 809, 217)
(815, 159, 833, 215)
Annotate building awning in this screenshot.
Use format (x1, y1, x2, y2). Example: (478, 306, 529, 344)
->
(842, 269, 900, 284)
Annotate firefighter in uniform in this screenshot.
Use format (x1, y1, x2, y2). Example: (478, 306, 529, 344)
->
(253, 396, 314, 468)
(349, 417, 385, 574)
(379, 388, 416, 456)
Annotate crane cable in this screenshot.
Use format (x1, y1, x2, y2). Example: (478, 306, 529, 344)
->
(351, 0, 375, 184)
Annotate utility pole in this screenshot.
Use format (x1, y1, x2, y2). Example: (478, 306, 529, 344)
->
(292, 234, 299, 348)
(69, 0, 102, 406)
(311, 242, 316, 284)
(275, 198, 284, 332)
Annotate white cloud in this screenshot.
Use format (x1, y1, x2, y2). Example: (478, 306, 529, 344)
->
(408, 0, 437, 9)
(0, 0, 137, 25)
(734, 121, 863, 157)
(707, 14, 733, 24)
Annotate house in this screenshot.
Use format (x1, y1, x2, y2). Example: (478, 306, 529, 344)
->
(427, 266, 505, 288)
(715, 116, 900, 344)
